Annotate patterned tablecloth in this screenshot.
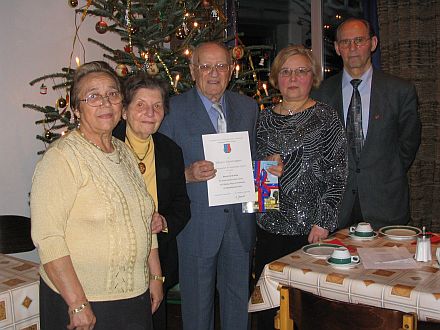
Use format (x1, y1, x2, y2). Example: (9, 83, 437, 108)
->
(249, 229, 440, 322)
(0, 254, 39, 330)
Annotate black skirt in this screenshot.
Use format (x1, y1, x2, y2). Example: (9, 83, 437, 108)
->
(40, 279, 153, 330)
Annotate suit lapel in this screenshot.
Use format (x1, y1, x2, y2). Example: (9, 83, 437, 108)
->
(324, 73, 344, 124)
(223, 91, 244, 133)
(360, 69, 384, 161)
(188, 88, 217, 134)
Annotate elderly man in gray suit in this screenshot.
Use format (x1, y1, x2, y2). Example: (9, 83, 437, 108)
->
(313, 18, 421, 230)
(159, 41, 258, 330)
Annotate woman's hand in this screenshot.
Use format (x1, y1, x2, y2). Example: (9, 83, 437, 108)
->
(266, 154, 284, 177)
(308, 225, 329, 243)
(67, 302, 96, 330)
(149, 279, 164, 314)
(151, 212, 168, 234)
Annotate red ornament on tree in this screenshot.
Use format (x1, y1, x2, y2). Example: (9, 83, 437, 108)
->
(201, 0, 211, 9)
(95, 20, 108, 34)
(40, 83, 47, 95)
(232, 45, 245, 60)
(124, 44, 132, 53)
(115, 64, 129, 77)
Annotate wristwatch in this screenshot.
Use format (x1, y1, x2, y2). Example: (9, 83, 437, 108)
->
(150, 274, 165, 283)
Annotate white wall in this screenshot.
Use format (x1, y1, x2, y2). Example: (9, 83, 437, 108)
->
(0, 1, 122, 261)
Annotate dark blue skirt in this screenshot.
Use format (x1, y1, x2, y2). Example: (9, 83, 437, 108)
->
(40, 279, 153, 330)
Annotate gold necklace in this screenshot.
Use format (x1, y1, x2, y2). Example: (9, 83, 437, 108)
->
(125, 135, 149, 174)
(280, 98, 310, 115)
(77, 130, 120, 164)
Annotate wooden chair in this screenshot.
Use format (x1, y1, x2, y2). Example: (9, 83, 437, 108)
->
(275, 286, 416, 330)
(0, 215, 34, 254)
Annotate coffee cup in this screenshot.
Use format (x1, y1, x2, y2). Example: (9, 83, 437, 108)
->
(349, 222, 374, 237)
(328, 247, 360, 264)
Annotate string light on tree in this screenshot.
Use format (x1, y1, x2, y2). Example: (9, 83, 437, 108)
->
(262, 83, 269, 96)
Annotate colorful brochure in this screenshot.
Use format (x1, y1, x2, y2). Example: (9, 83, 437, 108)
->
(242, 160, 279, 213)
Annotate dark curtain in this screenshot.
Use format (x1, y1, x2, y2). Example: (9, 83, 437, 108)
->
(377, 0, 440, 232)
(362, 0, 381, 68)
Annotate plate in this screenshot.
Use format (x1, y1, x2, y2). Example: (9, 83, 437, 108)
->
(326, 257, 360, 269)
(379, 225, 421, 240)
(349, 232, 378, 241)
(302, 243, 342, 259)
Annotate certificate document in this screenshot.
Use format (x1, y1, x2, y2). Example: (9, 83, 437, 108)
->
(202, 131, 256, 207)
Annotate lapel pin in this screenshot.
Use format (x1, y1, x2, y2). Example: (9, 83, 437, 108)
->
(374, 114, 380, 120)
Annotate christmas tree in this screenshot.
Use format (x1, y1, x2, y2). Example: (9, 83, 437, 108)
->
(23, 0, 274, 153)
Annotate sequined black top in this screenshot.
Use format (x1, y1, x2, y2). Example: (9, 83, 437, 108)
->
(256, 102, 348, 235)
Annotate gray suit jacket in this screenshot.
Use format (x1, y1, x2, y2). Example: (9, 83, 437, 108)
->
(312, 69, 421, 229)
(159, 87, 258, 257)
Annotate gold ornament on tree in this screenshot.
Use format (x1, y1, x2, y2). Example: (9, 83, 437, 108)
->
(68, 0, 78, 8)
(147, 62, 159, 76)
(44, 130, 53, 140)
(57, 97, 67, 108)
(115, 64, 129, 77)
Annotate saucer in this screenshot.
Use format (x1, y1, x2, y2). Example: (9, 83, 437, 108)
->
(302, 243, 342, 259)
(349, 232, 378, 241)
(379, 225, 421, 240)
(326, 257, 360, 269)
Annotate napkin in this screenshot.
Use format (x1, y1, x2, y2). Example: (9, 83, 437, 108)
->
(357, 247, 421, 269)
(411, 233, 440, 245)
(324, 239, 357, 253)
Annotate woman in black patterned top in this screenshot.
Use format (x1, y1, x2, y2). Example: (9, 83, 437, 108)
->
(254, 45, 347, 330)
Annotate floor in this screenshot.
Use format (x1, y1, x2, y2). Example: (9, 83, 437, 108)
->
(166, 298, 259, 329)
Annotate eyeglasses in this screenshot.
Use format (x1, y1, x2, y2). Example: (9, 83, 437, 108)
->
(79, 91, 123, 107)
(278, 67, 312, 78)
(337, 37, 371, 49)
(194, 63, 231, 73)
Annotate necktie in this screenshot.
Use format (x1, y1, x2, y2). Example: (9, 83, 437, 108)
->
(212, 103, 227, 133)
(346, 79, 363, 162)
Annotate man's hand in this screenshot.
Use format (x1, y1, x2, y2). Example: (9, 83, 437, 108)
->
(185, 160, 216, 183)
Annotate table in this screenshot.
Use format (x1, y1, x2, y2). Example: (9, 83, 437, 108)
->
(0, 254, 39, 329)
(249, 229, 440, 323)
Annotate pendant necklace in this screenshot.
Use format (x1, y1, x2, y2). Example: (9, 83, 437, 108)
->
(280, 97, 310, 115)
(77, 129, 120, 164)
(125, 135, 148, 174)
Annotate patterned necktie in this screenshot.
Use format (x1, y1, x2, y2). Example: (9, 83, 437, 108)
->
(346, 79, 363, 162)
(212, 103, 227, 133)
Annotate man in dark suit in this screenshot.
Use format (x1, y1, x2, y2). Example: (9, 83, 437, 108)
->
(313, 17, 421, 230)
(159, 42, 258, 330)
